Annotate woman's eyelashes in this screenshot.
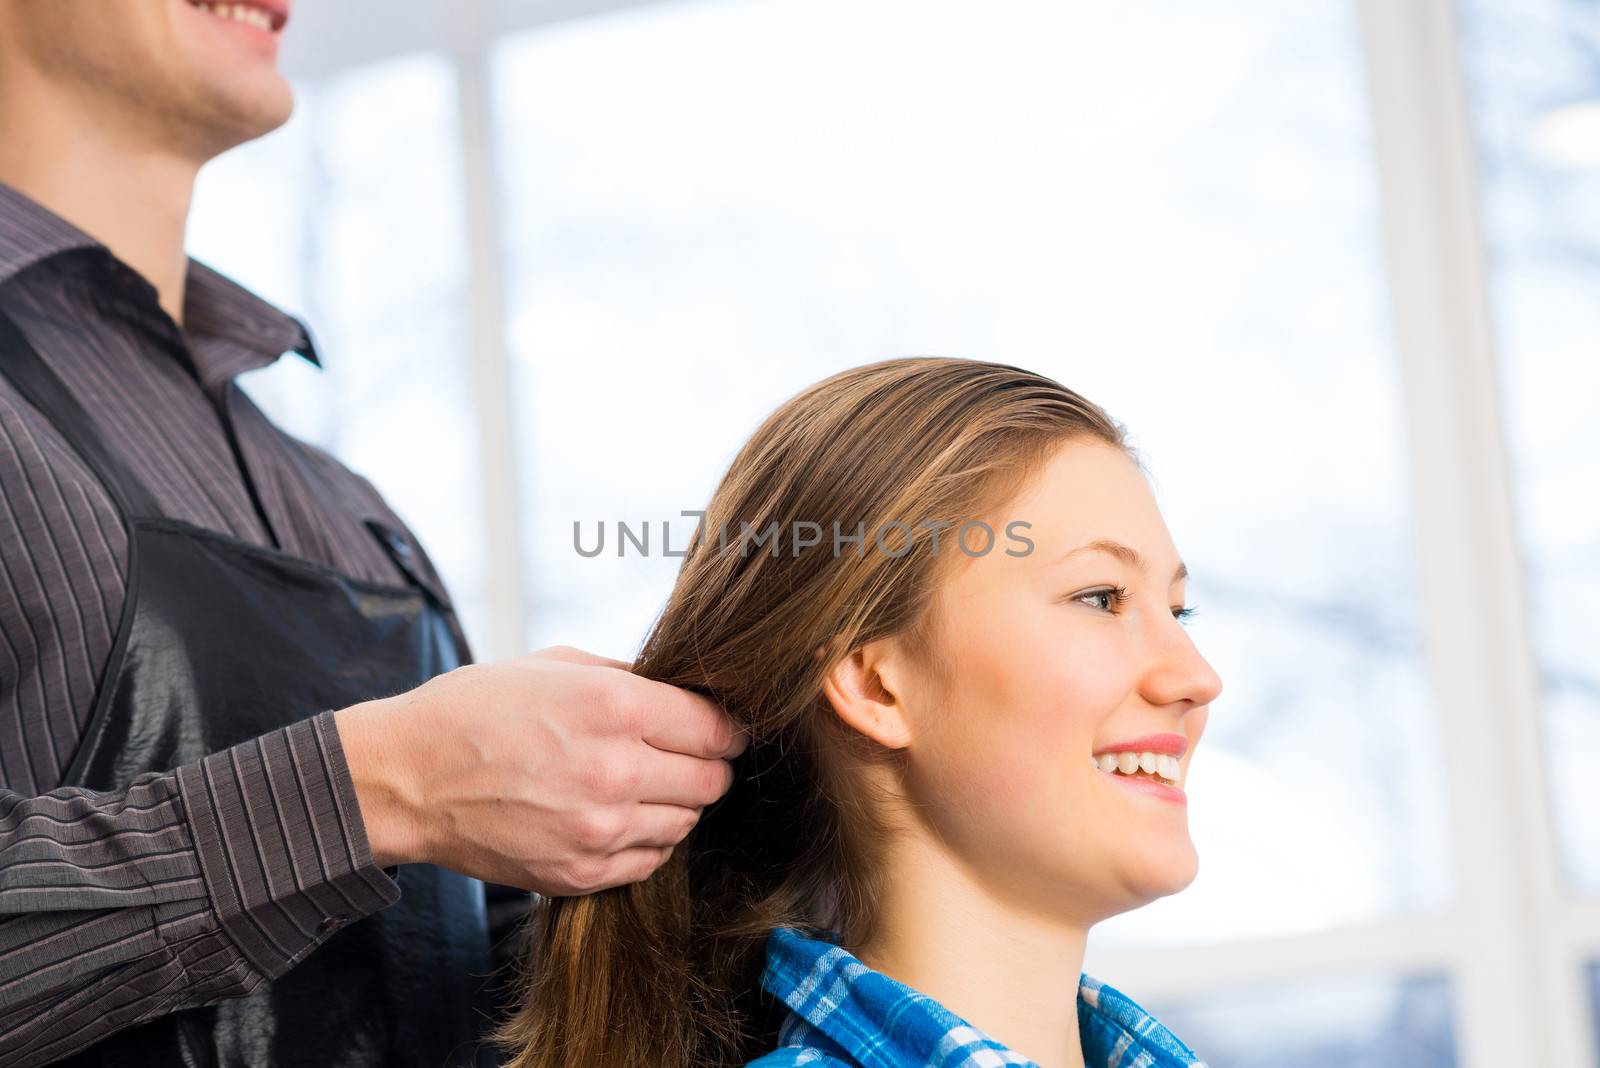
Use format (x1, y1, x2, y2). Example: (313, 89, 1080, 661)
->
(1072, 585, 1130, 613)
(1071, 585, 1198, 625)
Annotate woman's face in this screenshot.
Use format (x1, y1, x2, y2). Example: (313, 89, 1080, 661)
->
(892, 439, 1223, 924)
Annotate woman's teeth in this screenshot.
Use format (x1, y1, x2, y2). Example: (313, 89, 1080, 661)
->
(1091, 750, 1182, 786)
(192, 2, 276, 32)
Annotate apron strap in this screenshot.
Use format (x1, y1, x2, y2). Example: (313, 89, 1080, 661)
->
(0, 309, 164, 518)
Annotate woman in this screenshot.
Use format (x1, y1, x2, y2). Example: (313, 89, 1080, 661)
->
(491, 357, 1221, 1068)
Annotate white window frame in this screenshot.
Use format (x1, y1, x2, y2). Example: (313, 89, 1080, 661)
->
(278, 1, 1599, 1062)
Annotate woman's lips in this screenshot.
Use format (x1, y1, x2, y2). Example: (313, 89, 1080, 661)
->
(1099, 766, 1187, 803)
(1092, 732, 1188, 758)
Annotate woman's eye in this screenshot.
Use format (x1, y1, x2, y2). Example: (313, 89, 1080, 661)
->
(1074, 587, 1127, 613)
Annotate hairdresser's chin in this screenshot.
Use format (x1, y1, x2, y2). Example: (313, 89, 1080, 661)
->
(0, 0, 295, 166)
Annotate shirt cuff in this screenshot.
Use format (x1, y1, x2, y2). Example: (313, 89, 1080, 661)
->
(175, 709, 402, 979)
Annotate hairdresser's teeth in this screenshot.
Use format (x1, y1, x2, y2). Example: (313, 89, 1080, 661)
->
(194, 1, 275, 32)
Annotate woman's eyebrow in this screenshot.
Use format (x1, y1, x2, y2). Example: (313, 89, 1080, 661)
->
(1053, 538, 1189, 584)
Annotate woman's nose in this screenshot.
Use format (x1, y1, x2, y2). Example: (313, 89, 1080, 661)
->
(1143, 618, 1223, 709)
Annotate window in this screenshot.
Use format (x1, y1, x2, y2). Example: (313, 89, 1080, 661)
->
(185, 0, 1600, 1060)
(190, 53, 489, 648)
(1149, 971, 1456, 1067)
(1459, 0, 1600, 893)
(492, 0, 1450, 954)
(1457, 1, 1600, 1050)
(487, 6, 1463, 1057)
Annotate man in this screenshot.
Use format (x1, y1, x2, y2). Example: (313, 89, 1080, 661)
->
(0, 2, 746, 1065)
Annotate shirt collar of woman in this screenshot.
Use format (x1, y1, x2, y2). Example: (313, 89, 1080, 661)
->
(755, 926, 1210, 1068)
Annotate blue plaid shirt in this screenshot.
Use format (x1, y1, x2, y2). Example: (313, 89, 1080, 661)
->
(748, 926, 1209, 1068)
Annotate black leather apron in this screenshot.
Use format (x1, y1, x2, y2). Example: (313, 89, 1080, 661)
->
(0, 312, 500, 1067)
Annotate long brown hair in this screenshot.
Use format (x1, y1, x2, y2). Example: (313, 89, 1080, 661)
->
(489, 356, 1129, 1067)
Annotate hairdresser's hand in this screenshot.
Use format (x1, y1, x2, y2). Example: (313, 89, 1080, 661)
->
(334, 645, 747, 895)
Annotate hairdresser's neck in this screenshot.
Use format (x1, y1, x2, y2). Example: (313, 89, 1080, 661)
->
(856, 839, 1088, 1068)
(0, 66, 199, 325)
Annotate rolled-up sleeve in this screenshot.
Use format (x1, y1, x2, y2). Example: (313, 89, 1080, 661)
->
(0, 709, 400, 1067)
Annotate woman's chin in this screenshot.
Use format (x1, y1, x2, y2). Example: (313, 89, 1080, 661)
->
(1116, 842, 1201, 903)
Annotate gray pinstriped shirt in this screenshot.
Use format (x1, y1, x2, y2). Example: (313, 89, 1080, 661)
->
(0, 181, 525, 1065)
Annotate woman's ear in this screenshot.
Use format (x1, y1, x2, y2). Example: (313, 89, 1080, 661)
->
(818, 638, 914, 750)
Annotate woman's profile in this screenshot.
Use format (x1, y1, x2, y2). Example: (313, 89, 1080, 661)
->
(490, 356, 1222, 1068)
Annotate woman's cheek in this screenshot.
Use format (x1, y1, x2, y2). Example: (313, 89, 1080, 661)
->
(946, 717, 1067, 835)
(911, 718, 1037, 849)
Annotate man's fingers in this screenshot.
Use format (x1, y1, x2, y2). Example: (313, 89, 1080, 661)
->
(566, 806, 698, 894)
(582, 845, 674, 892)
(626, 801, 704, 849)
(636, 678, 748, 759)
(528, 644, 634, 671)
(620, 845, 674, 885)
(635, 748, 736, 808)
(579, 652, 635, 672)
(529, 645, 747, 759)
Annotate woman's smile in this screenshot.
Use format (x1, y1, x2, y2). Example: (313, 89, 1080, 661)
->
(1090, 731, 1189, 802)
(1091, 758, 1188, 803)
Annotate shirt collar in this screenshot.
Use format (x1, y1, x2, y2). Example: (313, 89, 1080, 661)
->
(0, 179, 321, 387)
(759, 926, 1210, 1068)
(182, 258, 322, 383)
(0, 180, 99, 284)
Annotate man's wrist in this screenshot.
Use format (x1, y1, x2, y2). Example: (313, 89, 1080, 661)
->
(333, 699, 426, 869)
(176, 714, 403, 977)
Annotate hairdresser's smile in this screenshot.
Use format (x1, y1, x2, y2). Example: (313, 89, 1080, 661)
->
(183, 0, 289, 59)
